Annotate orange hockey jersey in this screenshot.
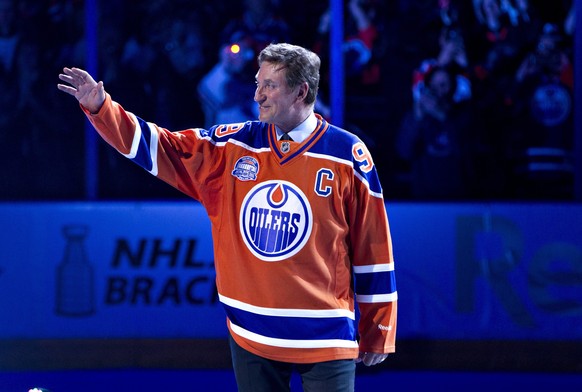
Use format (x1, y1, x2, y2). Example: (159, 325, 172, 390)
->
(83, 95, 397, 363)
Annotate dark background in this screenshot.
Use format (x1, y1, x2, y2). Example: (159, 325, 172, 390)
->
(0, 0, 577, 201)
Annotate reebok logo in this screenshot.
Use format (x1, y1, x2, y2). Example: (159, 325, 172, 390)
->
(378, 324, 392, 331)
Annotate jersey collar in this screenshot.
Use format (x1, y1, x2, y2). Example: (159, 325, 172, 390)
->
(269, 114, 329, 165)
(275, 112, 318, 143)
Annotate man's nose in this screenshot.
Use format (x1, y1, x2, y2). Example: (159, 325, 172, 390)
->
(254, 86, 263, 102)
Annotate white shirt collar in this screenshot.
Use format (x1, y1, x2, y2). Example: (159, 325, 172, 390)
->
(276, 112, 317, 143)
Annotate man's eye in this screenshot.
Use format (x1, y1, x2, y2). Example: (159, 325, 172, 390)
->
(256, 82, 275, 90)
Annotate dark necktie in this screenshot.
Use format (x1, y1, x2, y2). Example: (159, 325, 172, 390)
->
(280, 133, 293, 141)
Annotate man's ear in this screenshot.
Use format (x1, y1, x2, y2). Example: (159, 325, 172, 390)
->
(296, 82, 309, 102)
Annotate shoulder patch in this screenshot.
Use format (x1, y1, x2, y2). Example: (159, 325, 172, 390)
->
(232, 156, 260, 181)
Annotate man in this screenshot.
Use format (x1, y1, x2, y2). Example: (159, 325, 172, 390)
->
(58, 43, 397, 392)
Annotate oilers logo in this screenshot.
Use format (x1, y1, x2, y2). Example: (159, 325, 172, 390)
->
(240, 180, 312, 261)
(232, 156, 259, 181)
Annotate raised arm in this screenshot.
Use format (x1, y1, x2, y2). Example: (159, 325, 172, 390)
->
(57, 67, 106, 114)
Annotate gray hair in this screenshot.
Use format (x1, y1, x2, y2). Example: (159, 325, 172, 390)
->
(258, 43, 320, 105)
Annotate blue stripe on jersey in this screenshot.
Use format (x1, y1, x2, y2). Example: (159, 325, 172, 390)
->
(311, 125, 383, 194)
(310, 125, 352, 161)
(222, 303, 357, 342)
(268, 124, 283, 159)
(131, 116, 154, 171)
(357, 168, 383, 196)
(354, 270, 397, 296)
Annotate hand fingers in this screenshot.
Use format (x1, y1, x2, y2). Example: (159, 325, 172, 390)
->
(358, 352, 388, 366)
(57, 74, 103, 98)
(58, 71, 82, 90)
(57, 83, 77, 96)
(63, 66, 86, 78)
(363, 354, 374, 366)
(61, 67, 94, 86)
(58, 73, 74, 84)
(71, 67, 96, 84)
(363, 354, 381, 366)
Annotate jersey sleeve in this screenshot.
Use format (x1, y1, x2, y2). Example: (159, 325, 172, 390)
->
(81, 94, 225, 209)
(348, 140, 398, 354)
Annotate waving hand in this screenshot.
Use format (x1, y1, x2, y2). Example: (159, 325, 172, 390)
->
(57, 67, 105, 114)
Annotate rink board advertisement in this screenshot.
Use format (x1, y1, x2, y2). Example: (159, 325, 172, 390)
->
(0, 202, 225, 339)
(0, 202, 580, 340)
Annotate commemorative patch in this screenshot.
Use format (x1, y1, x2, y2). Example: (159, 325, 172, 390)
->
(232, 156, 259, 181)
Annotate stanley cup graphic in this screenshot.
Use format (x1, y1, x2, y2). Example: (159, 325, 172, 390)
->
(56, 225, 95, 316)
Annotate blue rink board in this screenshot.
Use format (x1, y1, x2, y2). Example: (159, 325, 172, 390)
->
(1, 369, 581, 392)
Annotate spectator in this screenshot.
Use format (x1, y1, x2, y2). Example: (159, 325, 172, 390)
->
(466, 0, 540, 198)
(314, 0, 386, 95)
(198, 42, 259, 128)
(154, 5, 209, 129)
(412, 25, 472, 104)
(0, 0, 54, 198)
(396, 65, 478, 200)
(439, 0, 459, 26)
(220, 0, 290, 56)
(139, 2, 209, 130)
(311, 0, 385, 170)
(472, 0, 531, 35)
(198, 0, 290, 128)
(468, 0, 537, 71)
(507, 22, 574, 199)
(563, 1, 575, 36)
(0, 0, 39, 132)
(39, 0, 86, 73)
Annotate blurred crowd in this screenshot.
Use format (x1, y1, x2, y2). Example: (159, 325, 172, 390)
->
(0, 0, 576, 201)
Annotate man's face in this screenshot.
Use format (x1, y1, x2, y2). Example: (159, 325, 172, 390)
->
(254, 61, 302, 131)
